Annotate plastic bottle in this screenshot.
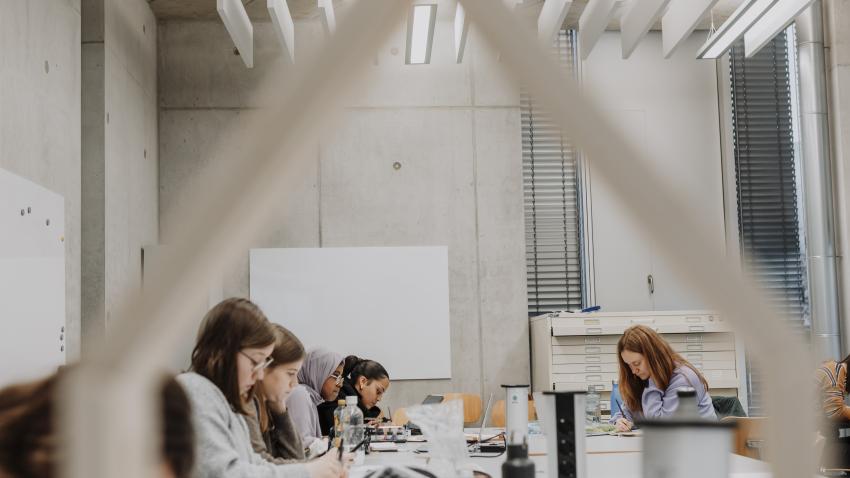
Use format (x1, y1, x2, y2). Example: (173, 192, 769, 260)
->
(331, 399, 346, 448)
(585, 386, 601, 425)
(341, 395, 365, 453)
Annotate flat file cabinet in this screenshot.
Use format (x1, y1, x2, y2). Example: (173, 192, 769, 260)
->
(530, 310, 744, 415)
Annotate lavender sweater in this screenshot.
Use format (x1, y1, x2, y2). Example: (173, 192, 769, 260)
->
(610, 365, 717, 423)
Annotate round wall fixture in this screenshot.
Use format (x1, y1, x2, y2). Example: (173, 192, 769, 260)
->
(393, 162, 402, 170)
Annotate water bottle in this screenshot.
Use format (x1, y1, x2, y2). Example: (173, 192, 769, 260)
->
(585, 386, 601, 425)
(332, 399, 346, 448)
(341, 396, 365, 453)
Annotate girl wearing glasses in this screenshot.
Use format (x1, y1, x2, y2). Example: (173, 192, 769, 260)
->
(287, 348, 345, 449)
(177, 298, 344, 478)
(318, 357, 390, 435)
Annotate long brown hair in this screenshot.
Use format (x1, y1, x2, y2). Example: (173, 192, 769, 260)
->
(0, 372, 195, 478)
(617, 325, 709, 416)
(191, 297, 276, 414)
(257, 324, 306, 432)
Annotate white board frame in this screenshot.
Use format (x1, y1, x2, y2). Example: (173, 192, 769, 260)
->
(250, 247, 452, 380)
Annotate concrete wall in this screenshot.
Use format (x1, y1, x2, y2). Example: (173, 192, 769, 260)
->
(0, 0, 82, 359)
(82, 0, 158, 350)
(158, 2, 528, 413)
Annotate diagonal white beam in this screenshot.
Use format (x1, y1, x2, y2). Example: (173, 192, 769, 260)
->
(319, 0, 336, 34)
(620, 0, 671, 59)
(457, 1, 815, 477)
(538, 0, 572, 46)
(696, 0, 778, 59)
(217, 0, 254, 68)
(578, 0, 618, 60)
(455, 3, 471, 63)
(662, 0, 719, 58)
(744, 0, 816, 57)
(60, 2, 409, 478)
(268, 0, 296, 63)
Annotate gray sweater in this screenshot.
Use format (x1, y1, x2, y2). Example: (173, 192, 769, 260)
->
(245, 398, 307, 465)
(176, 372, 310, 478)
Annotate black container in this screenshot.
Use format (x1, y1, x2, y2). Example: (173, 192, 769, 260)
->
(501, 443, 535, 478)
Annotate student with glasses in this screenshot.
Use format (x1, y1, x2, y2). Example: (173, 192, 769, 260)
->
(177, 298, 344, 478)
(318, 357, 390, 435)
(286, 348, 345, 450)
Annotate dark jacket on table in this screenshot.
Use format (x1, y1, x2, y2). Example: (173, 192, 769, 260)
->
(317, 380, 382, 436)
(245, 397, 308, 464)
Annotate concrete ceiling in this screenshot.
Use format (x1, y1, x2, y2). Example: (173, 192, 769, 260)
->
(149, 0, 743, 30)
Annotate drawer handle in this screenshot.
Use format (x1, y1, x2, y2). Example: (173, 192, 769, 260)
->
(630, 318, 655, 324)
(586, 346, 601, 354)
(686, 316, 701, 323)
(584, 319, 600, 326)
(586, 356, 601, 363)
(585, 365, 601, 372)
(586, 375, 603, 382)
(686, 353, 704, 360)
(585, 337, 601, 344)
(692, 362, 704, 369)
(586, 327, 602, 335)
(686, 335, 703, 343)
(687, 344, 704, 351)
(688, 325, 705, 332)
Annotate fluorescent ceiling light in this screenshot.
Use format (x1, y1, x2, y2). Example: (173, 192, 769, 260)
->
(538, 0, 573, 46)
(620, 0, 671, 59)
(662, 0, 719, 58)
(268, 0, 295, 63)
(744, 0, 816, 57)
(454, 3, 470, 63)
(578, 0, 618, 59)
(696, 0, 779, 59)
(319, 0, 336, 35)
(217, 0, 254, 68)
(406, 4, 437, 65)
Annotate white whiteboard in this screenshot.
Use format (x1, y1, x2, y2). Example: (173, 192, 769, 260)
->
(0, 168, 65, 387)
(250, 247, 452, 380)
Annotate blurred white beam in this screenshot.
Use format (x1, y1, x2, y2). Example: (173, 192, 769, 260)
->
(744, 0, 816, 57)
(319, 0, 336, 34)
(538, 0, 572, 45)
(621, 0, 672, 59)
(662, 0, 719, 58)
(217, 0, 253, 68)
(269, 0, 296, 63)
(455, 3, 471, 63)
(578, 0, 618, 59)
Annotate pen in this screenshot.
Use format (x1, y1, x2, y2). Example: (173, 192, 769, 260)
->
(338, 438, 344, 462)
(350, 437, 369, 453)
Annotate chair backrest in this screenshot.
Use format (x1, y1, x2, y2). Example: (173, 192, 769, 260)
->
(712, 395, 747, 419)
(392, 407, 410, 426)
(724, 416, 767, 460)
(491, 398, 537, 427)
(443, 393, 483, 425)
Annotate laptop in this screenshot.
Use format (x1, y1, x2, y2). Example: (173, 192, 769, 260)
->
(474, 393, 504, 453)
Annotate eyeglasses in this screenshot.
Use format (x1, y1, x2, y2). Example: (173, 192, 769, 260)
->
(240, 351, 274, 374)
(330, 371, 344, 385)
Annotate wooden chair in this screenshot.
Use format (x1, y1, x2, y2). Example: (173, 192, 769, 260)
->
(443, 393, 483, 425)
(392, 408, 410, 426)
(490, 398, 537, 427)
(724, 416, 766, 460)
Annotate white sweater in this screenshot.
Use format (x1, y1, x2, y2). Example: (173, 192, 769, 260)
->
(177, 372, 310, 478)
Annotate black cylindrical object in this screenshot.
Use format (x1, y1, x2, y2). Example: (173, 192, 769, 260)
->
(502, 443, 535, 478)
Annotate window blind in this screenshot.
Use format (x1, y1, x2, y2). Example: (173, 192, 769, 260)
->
(729, 29, 808, 416)
(523, 29, 584, 316)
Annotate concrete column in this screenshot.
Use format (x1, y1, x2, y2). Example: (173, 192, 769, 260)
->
(797, 2, 842, 360)
(823, 0, 850, 356)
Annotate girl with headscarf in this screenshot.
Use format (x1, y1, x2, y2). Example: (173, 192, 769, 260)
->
(286, 348, 344, 452)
